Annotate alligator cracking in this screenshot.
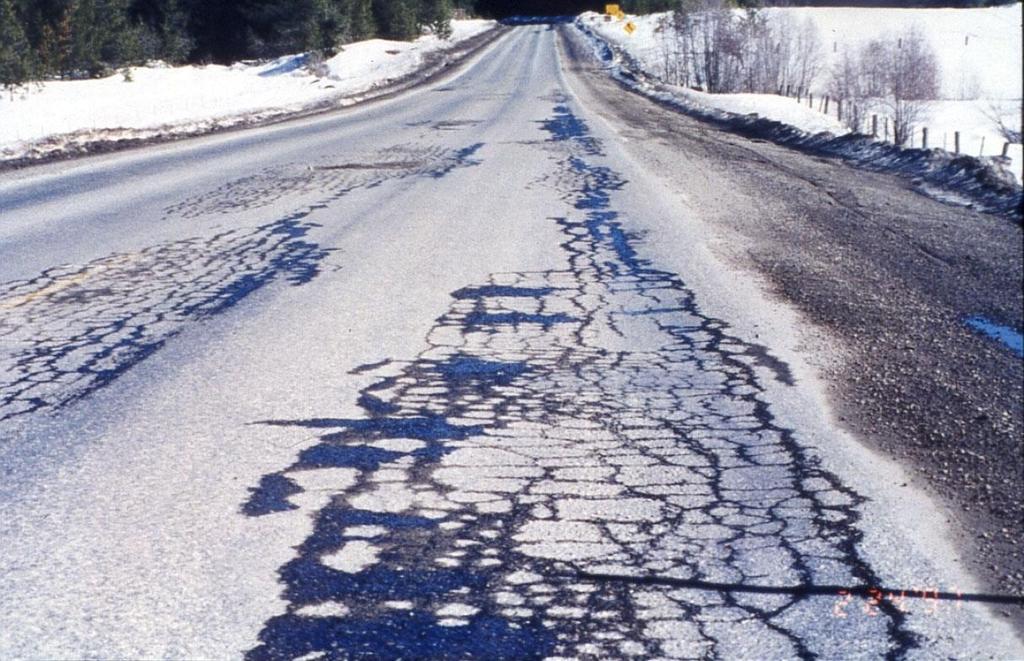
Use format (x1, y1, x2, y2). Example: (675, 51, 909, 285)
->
(242, 98, 918, 659)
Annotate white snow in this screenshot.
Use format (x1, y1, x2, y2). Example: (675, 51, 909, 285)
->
(579, 6, 1022, 183)
(761, 5, 1023, 100)
(669, 88, 849, 136)
(321, 540, 381, 573)
(580, 6, 1022, 98)
(0, 20, 495, 163)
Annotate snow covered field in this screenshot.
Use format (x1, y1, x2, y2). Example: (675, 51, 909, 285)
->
(0, 20, 495, 164)
(579, 5, 1023, 183)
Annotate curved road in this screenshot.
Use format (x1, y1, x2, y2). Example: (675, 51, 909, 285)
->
(0, 25, 1020, 659)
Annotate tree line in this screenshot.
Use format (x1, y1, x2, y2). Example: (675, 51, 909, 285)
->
(655, 1, 822, 95)
(1, 0, 1010, 91)
(0, 0, 472, 89)
(650, 0, 943, 145)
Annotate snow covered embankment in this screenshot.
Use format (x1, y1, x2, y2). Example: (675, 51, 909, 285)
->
(571, 12, 1022, 219)
(0, 20, 498, 167)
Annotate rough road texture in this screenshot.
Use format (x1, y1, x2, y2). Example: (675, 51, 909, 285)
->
(0, 24, 1020, 659)
(561, 25, 1024, 623)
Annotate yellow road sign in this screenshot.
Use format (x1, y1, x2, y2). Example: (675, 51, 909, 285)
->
(605, 4, 621, 16)
(624, 21, 636, 35)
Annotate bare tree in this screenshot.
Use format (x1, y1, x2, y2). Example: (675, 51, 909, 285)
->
(680, 0, 741, 93)
(656, 12, 688, 86)
(828, 43, 869, 133)
(858, 37, 890, 97)
(982, 99, 1023, 144)
(883, 27, 939, 146)
(654, 2, 821, 98)
(772, 13, 798, 94)
(740, 8, 777, 94)
(788, 16, 821, 96)
(658, 0, 702, 88)
(829, 28, 938, 144)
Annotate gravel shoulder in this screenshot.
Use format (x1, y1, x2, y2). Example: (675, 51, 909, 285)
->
(560, 26, 1024, 631)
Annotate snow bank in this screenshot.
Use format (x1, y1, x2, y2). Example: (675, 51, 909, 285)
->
(671, 89, 849, 136)
(0, 20, 496, 165)
(570, 17, 1022, 219)
(321, 19, 495, 87)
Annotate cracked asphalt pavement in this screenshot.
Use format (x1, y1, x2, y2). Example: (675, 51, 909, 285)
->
(0, 24, 1021, 659)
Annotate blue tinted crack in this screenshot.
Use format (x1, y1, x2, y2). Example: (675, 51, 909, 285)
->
(0, 217, 330, 422)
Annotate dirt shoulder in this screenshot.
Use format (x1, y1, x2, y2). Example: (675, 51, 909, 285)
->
(560, 27, 1024, 629)
(0, 25, 511, 173)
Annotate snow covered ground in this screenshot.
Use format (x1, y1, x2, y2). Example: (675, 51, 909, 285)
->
(0, 20, 495, 164)
(667, 88, 849, 136)
(579, 6, 1022, 183)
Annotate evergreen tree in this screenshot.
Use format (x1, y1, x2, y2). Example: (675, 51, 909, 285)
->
(373, 0, 418, 40)
(101, 0, 141, 64)
(68, 0, 106, 76)
(50, 3, 75, 77)
(159, 0, 194, 63)
(424, 0, 453, 39)
(181, 0, 252, 64)
(348, 0, 376, 40)
(0, 0, 33, 91)
(262, 0, 347, 55)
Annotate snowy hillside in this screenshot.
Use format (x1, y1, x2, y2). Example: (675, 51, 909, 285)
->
(584, 5, 1021, 99)
(579, 6, 1022, 183)
(0, 20, 496, 164)
(763, 5, 1021, 100)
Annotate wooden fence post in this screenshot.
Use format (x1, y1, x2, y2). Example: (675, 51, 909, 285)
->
(922, 127, 928, 149)
(824, 96, 829, 114)
(979, 136, 985, 155)
(837, 99, 843, 122)
(954, 131, 960, 154)
(808, 93, 813, 108)
(872, 114, 878, 137)
(1003, 142, 1011, 158)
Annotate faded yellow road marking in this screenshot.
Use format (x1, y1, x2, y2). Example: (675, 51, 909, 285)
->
(0, 253, 140, 312)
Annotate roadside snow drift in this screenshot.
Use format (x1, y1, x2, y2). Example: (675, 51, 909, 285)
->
(0, 20, 496, 165)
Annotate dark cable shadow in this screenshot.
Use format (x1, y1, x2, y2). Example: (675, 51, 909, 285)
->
(570, 570, 1024, 605)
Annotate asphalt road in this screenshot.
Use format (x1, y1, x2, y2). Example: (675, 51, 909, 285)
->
(0, 25, 1021, 659)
